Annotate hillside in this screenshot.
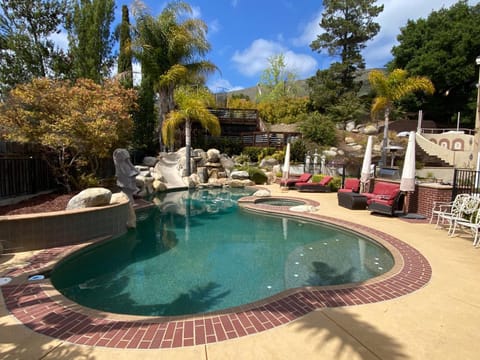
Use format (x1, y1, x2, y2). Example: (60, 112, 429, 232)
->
(225, 68, 385, 101)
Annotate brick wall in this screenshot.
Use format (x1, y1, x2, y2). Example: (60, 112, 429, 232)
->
(414, 184, 452, 219)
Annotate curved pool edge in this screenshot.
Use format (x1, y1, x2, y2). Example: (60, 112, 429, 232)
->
(0, 198, 131, 253)
(0, 203, 431, 349)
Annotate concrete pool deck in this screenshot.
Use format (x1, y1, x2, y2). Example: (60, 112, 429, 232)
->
(1, 184, 480, 359)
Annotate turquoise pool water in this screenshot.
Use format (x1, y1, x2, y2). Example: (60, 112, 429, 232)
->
(51, 188, 394, 316)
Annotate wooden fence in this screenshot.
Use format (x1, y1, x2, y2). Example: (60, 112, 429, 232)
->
(0, 141, 57, 199)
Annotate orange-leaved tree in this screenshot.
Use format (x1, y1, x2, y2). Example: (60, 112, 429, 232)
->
(0, 78, 137, 191)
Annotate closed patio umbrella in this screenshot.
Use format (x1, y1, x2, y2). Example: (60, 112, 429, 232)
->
(360, 136, 373, 192)
(282, 142, 291, 182)
(400, 131, 419, 217)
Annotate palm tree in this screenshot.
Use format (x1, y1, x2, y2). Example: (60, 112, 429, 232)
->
(132, 0, 217, 151)
(162, 86, 220, 176)
(369, 69, 435, 166)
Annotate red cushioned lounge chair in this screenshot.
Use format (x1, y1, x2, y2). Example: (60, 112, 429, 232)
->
(280, 173, 312, 189)
(295, 175, 333, 192)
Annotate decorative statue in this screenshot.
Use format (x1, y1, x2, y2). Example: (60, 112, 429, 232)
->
(113, 148, 139, 204)
(305, 151, 311, 173)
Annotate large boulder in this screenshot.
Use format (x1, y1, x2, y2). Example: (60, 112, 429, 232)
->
(229, 179, 247, 188)
(197, 166, 209, 183)
(363, 125, 378, 135)
(322, 149, 337, 157)
(219, 154, 235, 172)
(253, 189, 271, 197)
(259, 157, 279, 169)
(345, 120, 356, 132)
(66, 187, 112, 210)
(231, 170, 249, 179)
(206, 148, 220, 163)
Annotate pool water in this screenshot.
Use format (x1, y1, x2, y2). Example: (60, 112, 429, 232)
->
(51, 188, 394, 317)
(254, 198, 306, 207)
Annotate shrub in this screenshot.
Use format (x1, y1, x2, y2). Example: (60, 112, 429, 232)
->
(290, 139, 307, 162)
(248, 167, 268, 184)
(298, 112, 337, 146)
(241, 146, 276, 162)
(310, 174, 341, 192)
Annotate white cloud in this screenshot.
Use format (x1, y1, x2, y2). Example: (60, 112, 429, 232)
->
(231, 39, 317, 78)
(208, 77, 243, 93)
(292, 0, 476, 69)
(231, 0, 239, 8)
(208, 19, 221, 34)
(293, 10, 323, 47)
(364, 0, 476, 67)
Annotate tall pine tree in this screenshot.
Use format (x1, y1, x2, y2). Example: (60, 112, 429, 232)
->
(117, 5, 133, 88)
(66, 0, 115, 83)
(310, 0, 383, 92)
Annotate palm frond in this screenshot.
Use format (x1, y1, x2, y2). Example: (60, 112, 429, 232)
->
(162, 111, 186, 146)
(371, 97, 388, 116)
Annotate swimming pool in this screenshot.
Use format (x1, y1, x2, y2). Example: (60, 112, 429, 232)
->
(51, 188, 394, 317)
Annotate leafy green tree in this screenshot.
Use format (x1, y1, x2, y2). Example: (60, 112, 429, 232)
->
(310, 0, 383, 90)
(0, 78, 137, 191)
(257, 54, 300, 102)
(162, 86, 220, 176)
(298, 112, 337, 146)
(369, 69, 434, 166)
(389, 1, 480, 124)
(0, 0, 70, 97)
(307, 63, 347, 112)
(117, 4, 133, 88)
(133, 0, 217, 151)
(66, 0, 116, 83)
(132, 72, 157, 154)
(328, 92, 368, 128)
(227, 96, 256, 109)
(257, 97, 310, 124)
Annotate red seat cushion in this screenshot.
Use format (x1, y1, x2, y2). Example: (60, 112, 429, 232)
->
(319, 176, 333, 186)
(339, 178, 360, 193)
(297, 173, 312, 183)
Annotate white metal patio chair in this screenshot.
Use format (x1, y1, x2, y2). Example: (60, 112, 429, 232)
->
(430, 195, 461, 224)
(448, 195, 480, 237)
(430, 193, 470, 229)
(451, 208, 480, 246)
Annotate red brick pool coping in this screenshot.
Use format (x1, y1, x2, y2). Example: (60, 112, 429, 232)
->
(1, 201, 432, 349)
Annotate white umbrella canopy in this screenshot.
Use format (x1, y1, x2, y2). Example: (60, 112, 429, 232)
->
(282, 142, 291, 180)
(400, 131, 416, 215)
(360, 135, 373, 192)
(400, 131, 416, 192)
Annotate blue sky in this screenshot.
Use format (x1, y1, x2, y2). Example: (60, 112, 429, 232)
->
(106, 0, 474, 92)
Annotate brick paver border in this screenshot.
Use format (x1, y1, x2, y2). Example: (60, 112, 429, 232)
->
(1, 201, 431, 349)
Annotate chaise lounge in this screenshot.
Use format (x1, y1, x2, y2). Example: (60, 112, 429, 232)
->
(280, 173, 312, 189)
(296, 175, 333, 192)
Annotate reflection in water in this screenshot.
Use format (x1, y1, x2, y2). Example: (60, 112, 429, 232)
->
(306, 262, 356, 286)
